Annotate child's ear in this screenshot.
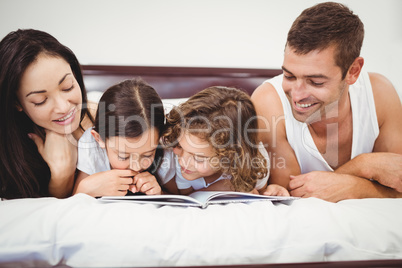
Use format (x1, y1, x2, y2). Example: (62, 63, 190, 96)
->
(91, 129, 106, 149)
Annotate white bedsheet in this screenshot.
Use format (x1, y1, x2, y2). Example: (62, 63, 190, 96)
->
(1, 194, 401, 267)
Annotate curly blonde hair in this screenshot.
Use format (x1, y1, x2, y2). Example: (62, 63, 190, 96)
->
(163, 86, 267, 192)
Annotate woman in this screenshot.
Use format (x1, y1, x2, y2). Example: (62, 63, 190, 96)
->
(0, 29, 94, 199)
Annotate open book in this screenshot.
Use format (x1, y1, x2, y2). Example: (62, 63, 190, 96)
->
(99, 191, 298, 209)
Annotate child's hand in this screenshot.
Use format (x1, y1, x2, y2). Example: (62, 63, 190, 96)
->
(77, 169, 136, 197)
(249, 188, 259, 195)
(263, 184, 290, 197)
(132, 172, 162, 195)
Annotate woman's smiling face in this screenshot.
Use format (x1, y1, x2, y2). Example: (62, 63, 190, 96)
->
(16, 53, 82, 134)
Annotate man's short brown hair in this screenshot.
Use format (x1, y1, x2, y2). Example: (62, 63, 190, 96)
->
(286, 2, 364, 79)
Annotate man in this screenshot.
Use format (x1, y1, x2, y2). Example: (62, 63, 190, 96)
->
(251, 2, 402, 202)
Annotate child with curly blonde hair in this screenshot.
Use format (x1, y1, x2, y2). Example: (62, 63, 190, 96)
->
(158, 86, 288, 196)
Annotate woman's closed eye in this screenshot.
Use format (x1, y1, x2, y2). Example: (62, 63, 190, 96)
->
(33, 98, 48, 106)
(62, 85, 74, 92)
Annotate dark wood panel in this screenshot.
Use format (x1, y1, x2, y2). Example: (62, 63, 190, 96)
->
(81, 65, 282, 98)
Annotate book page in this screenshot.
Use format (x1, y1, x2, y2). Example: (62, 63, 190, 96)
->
(189, 191, 297, 207)
(100, 194, 203, 207)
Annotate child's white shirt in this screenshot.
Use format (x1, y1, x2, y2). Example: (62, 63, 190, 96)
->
(77, 128, 111, 175)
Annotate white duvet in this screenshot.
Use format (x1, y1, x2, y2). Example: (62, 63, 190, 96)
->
(1, 194, 401, 267)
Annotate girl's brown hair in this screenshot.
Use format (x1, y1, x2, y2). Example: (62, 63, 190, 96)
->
(94, 78, 165, 174)
(163, 86, 267, 192)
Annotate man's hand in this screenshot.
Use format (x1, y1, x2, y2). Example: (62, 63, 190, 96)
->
(288, 171, 359, 202)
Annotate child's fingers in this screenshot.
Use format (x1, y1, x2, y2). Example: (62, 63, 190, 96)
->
(113, 169, 137, 178)
(133, 172, 153, 187)
(138, 181, 152, 193)
(133, 172, 161, 195)
(119, 177, 134, 186)
(263, 189, 276, 196)
(118, 183, 131, 192)
(279, 188, 290, 196)
(144, 185, 162, 195)
(250, 188, 259, 195)
(129, 184, 137, 193)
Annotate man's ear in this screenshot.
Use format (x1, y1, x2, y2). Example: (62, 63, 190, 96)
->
(345, 57, 364, 85)
(91, 129, 106, 149)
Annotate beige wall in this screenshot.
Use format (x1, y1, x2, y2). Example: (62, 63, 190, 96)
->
(1, 0, 401, 99)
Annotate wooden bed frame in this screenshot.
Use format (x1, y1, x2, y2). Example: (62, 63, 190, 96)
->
(77, 65, 402, 268)
(81, 65, 282, 98)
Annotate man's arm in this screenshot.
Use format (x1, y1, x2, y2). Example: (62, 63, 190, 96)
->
(251, 82, 301, 189)
(335, 73, 402, 191)
(252, 77, 402, 202)
(289, 171, 402, 202)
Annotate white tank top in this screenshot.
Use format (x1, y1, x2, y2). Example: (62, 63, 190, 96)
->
(265, 70, 379, 173)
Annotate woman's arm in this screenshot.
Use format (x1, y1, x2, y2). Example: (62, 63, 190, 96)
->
(29, 130, 78, 198)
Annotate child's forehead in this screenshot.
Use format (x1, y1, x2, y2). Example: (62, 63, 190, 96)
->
(106, 128, 159, 153)
(179, 131, 215, 155)
(180, 130, 208, 144)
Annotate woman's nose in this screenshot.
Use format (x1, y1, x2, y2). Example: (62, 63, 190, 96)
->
(53, 94, 70, 114)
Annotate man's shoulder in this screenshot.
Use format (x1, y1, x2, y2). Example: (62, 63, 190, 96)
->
(252, 74, 282, 96)
(251, 75, 285, 118)
(368, 72, 401, 110)
(368, 72, 402, 129)
(368, 72, 396, 95)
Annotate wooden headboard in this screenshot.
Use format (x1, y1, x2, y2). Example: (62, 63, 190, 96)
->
(81, 65, 282, 99)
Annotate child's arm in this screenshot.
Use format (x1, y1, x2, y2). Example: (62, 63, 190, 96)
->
(179, 187, 195, 195)
(263, 184, 290, 197)
(161, 178, 180, 195)
(196, 179, 233, 192)
(133, 172, 162, 195)
(73, 169, 136, 197)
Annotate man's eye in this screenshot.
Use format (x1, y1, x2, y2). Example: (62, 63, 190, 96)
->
(311, 81, 324, 86)
(284, 75, 295, 80)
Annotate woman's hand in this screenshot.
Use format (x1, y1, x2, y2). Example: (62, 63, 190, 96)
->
(29, 130, 78, 198)
(133, 172, 162, 195)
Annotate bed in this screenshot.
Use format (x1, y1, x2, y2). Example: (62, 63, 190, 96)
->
(1, 65, 401, 268)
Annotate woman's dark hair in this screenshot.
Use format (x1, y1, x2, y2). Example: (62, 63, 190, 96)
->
(0, 29, 93, 199)
(94, 78, 165, 174)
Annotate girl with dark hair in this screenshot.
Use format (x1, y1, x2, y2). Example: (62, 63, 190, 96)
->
(73, 78, 165, 197)
(159, 86, 289, 196)
(0, 29, 94, 199)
